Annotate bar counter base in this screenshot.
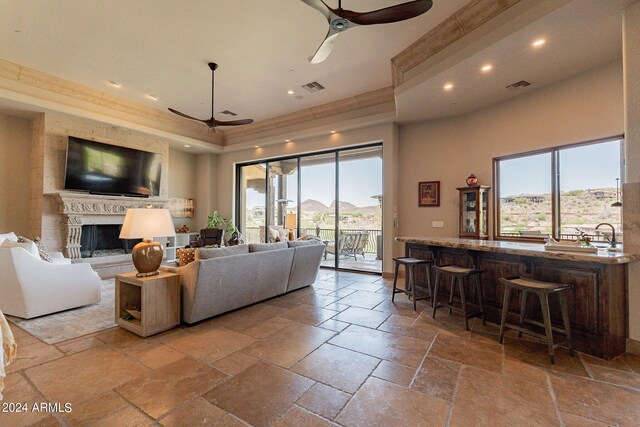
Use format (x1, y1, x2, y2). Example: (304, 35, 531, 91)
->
(405, 243, 627, 360)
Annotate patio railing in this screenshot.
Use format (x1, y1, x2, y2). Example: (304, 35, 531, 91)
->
(243, 227, 382, 254)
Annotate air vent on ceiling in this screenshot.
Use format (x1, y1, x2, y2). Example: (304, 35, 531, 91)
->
(219, 110, 238, 116)
(302, 81, 325, 93)
(506, 80, 533, 90)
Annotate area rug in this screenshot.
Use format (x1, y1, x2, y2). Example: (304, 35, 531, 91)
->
(7, 279, 116, 344)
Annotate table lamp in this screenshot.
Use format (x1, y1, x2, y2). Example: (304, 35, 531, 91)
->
(285, 213, 297, 241)
(119, 207, 175, 277)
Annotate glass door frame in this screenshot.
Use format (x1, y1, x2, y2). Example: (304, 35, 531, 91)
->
(235, 142, 383, 273)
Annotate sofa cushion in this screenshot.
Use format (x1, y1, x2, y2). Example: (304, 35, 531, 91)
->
(249, 242, 288, 253)
(197, 244, 249, 260)
(0, 232, 17, 245)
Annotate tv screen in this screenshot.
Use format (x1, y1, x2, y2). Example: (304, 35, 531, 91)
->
(64, 137, 162, 197)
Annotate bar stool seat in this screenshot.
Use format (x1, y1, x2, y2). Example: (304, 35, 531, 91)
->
(432, 265, 485, 331)
(498, 276, 574, 364)
(392, 257, 433, 311)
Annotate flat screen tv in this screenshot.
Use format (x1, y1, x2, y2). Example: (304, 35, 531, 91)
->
(64, 137, 162, 197)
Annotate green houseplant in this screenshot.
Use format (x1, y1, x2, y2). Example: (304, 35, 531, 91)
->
(207, 211, 238, 235)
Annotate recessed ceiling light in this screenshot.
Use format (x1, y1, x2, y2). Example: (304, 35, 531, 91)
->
(443, 83, 454, 91)
(108, 81, 122, 88)
(183, 144, 191, 148)
(481, 64, 493, 72)
(287, 90, 295, 95)
(254, 145, 260, 148)
(330, 131, 337, 134)
(532, 38, 546, 47)
(285, 139, 291, 142)
(147, 94, 159, 101)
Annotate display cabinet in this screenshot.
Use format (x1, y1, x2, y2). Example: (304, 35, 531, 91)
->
(457, 185, 490, 239)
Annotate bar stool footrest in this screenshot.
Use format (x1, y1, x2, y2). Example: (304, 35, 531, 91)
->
(521, 318, 569, 335)
(435, 303, 483, 320)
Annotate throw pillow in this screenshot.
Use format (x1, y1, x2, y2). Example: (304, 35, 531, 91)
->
(268, 226, 280, 242)
(17, 236, 43, 260)
(1, 238, 41, 259)
(0, 232, 17, 246)
(196, 244, 249, 260)
(177, 248, 196, 266)
(248, 242, 288, 253)
(33, 237, 53, 263)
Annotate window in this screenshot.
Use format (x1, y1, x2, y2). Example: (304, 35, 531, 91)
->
(495, 137, 623, 242)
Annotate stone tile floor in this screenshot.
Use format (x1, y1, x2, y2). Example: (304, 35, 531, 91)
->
(4, 269, 640, 426)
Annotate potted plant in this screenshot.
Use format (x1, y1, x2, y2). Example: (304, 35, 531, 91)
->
(207, 211, 242, 245)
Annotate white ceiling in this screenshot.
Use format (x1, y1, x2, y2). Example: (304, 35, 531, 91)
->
(0, 0, 467, 123)
(396, 0, 625, 123)
(0, 0, 629, 142)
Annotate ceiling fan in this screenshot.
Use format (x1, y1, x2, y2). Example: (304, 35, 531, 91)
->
(168, 62, 253, 131)
(301, 0, 434, 64)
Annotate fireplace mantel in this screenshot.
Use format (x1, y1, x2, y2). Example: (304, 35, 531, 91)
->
(52, 192, 168, 258)
(54, 191, 168, 215)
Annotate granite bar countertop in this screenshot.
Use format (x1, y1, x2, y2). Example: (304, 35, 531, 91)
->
(395, 237, 640, 264)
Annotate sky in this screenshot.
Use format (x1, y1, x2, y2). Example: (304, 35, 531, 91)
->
(500, 140, 622, 197)
(244, 157, 383, 209)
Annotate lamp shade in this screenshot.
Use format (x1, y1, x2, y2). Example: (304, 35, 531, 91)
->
(284, 213, 297, 229)
(119, 208, 175, 239)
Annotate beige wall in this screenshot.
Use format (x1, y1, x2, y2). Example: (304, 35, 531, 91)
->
(0, 113, 32, 236)
(168, 148, 197, 230)
(195, 153, 218, 231)
(398, 61, 624, 241)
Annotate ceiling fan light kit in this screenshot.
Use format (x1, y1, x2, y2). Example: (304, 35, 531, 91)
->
(168, 62, 253, 130)
(300, 0, 434, 64)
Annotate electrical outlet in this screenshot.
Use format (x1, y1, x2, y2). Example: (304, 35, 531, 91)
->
(432, 221, 444, 228)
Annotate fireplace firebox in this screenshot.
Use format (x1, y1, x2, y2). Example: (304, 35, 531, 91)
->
(80, 225, 141, 258)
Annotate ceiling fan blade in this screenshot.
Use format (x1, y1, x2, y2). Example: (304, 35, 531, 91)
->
(310, 27, 341, 64)
(168, 108, 207, 123)
(340, 0, 433, 25)
(212, 118, 254, 126)
(299, 0, 332, 20)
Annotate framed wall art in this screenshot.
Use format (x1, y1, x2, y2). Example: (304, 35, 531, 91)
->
(418, 181, 440, 207)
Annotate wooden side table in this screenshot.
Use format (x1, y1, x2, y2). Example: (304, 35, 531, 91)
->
(115, 271, 180, 337)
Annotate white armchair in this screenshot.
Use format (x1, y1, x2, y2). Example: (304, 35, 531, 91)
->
(0, 247, 101, 319)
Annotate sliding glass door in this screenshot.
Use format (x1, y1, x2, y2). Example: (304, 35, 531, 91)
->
(236, 143, 382, 273)
(237, 163, 266, 244)
(267, 159, 298, 242)
(337, 146, 383, 272)
(300, 153, 336, 268)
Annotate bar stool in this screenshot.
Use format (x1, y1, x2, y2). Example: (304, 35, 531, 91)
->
(391, 257, 433, 311)
(498, 276, 574, 364)
(432, 265, 485, 331)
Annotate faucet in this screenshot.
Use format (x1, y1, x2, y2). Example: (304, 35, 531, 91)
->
(595, 223, 617, 248)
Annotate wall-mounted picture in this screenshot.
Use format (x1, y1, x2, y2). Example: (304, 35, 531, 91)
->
(169, 198, 195, 218)
(419, 181, 440, 207)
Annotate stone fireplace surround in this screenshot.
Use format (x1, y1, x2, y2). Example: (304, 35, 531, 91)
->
(54, 191, 168, 277)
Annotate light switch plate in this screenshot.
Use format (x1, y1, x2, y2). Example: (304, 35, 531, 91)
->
(432, 221, 444, 228)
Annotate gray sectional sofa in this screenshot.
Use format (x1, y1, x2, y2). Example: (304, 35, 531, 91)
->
(160, 240, 325, 324)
